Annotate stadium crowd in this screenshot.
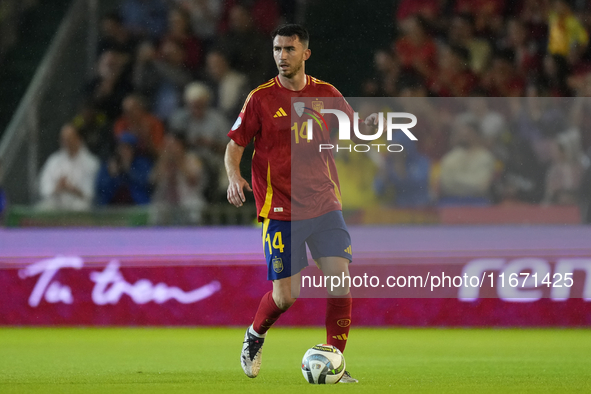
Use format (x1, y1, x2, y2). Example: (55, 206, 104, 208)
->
(32, 0, 591, 224)
(358, 0, 591, 219)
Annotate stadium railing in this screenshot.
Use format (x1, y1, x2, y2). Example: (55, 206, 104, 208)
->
(0, 0, 98, 205)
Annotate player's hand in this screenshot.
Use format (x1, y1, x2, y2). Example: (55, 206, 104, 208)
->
(364, 113, 383, 126)
(227, 176, 252, 207)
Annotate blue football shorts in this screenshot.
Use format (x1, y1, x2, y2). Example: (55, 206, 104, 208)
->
(261, 210, 352, 280)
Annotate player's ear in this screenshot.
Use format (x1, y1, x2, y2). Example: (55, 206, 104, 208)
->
(304, 48, 311, 61)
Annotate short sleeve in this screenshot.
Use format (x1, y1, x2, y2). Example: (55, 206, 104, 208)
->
(327, 85, 355, 130)
(227, 93, 261, 147)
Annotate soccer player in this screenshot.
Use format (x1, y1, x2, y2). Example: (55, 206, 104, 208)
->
(225, 24, 369, 383)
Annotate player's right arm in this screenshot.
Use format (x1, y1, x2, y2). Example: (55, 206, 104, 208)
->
(224, 140, 252, 207)
(225, 83, 265, 207)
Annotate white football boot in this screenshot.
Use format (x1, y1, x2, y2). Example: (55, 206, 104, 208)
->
(240, 325, 265, 378)
(339, 370, 359, 383)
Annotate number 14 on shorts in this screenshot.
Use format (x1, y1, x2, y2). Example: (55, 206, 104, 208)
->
(265, 231, 285, 254)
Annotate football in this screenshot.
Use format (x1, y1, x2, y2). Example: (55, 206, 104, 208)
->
(301, 344, 346, 384)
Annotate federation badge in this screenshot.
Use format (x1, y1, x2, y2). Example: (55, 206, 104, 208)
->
(293, 102, 305, 117)
(337, 319, 351, 328)
(312, 100, 324, 112)
(272, 257, 283, 273)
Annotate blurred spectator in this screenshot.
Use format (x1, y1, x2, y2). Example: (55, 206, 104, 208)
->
(133, 39, 192, 121)
(454, 0, 506, 36)
(114, 94, 165, 159)
(38, 124, 100, 211)
(502, 18, 542, 76)
(395, 0, 442, 24)
(541, 54, 573, 96)
(447, 13, 492, 75)
(570, 74, 591, 152)
(481, 50, 525, 96)
(580, 152, 591, 223)
(71, 100, 113, 160)
(169, 82, 230, 200)
(395, 76, 452, 162)
(396, 71, 429, 97)
(119, 0, 168, 40)
(394, 16, 437, 79)
(511, 97, 567, 165)
(174, 0, 223, 43)
(206, 50, 248, 119)
(217, 4, 273, 83)
(548, 0, 589, 63)
(493, 137, 545, 204)
(456, 96, 508, 159)
(169, 82, 229, 151)
(97, 12, 138, 56)
(428, 45, 478, 97)
(439, 119, 496, 205)
(219, 0, 281, 36)
(374, 131, 431, 208)
(96, 133, 153, 206)
(333, 106, 381, 210)
(544, 135, 584, 205)
(163, 7, 203, 72)
(150, 133, 206, 224)
(363, 50, 400, 97)
(85, 49, 133, 120)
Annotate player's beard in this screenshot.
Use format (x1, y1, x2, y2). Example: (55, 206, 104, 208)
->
(280, 61, 303, 79)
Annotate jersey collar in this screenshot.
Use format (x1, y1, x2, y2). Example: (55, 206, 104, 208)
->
(274, 75, 311, 92)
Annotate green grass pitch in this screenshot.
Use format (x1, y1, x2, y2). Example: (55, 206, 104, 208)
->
(1, 327, 590, 393)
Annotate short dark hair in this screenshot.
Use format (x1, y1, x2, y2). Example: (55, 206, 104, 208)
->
(271, 24, 309, 47)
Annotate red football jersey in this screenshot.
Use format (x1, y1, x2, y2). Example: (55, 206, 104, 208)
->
(228, 75, 353, 221)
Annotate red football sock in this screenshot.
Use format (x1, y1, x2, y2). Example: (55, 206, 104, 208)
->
(326, 294, 352, 353)
(252, 291, 285, 335)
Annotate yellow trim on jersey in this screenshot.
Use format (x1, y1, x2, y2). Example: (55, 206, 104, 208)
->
(262, 217, 270, 251)
(310, 76, 344, 93)
(240, 80, 275, 113)
(326, 158, 342, 205)
(259, 162, 273, 218)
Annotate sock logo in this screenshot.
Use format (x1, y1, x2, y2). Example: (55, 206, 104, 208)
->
(336, 319, 351, 327)
(332, 333, 348, 340)
(261, 319, 274, 328)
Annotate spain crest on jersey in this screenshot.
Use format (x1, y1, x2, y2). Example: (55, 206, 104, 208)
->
(312, 100, 324, 113)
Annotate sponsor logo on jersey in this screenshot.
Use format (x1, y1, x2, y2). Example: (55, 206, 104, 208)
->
(344, 245, 352, 254)
(274, 207, 283, 212)
(272, 257, 283, 273)
(337, 319, 351, 327)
